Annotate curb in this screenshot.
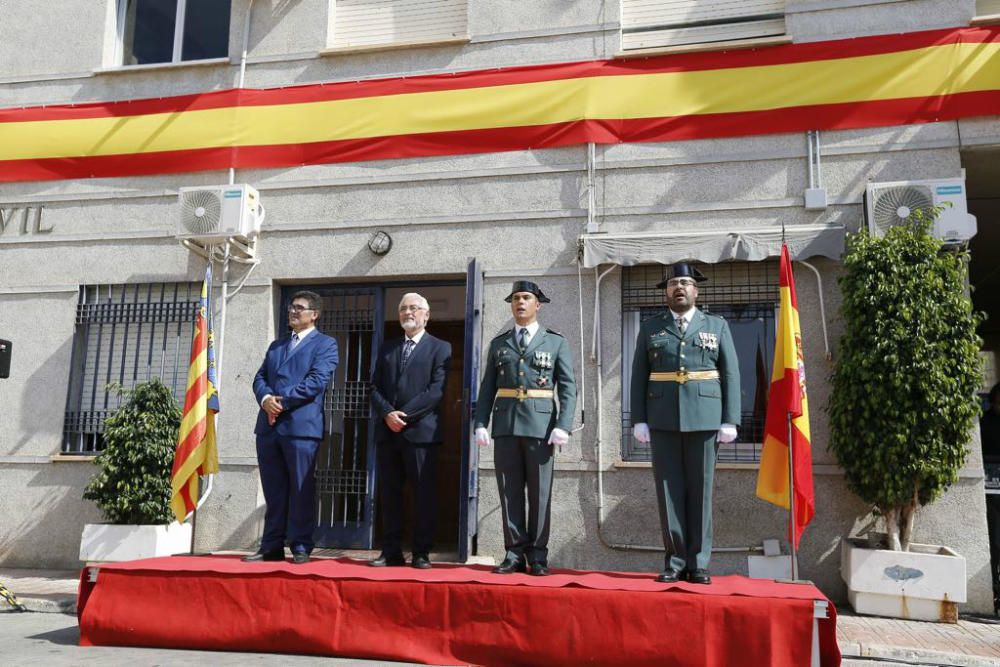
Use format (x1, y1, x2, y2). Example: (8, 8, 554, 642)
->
(0, 595, 76, 615)
(840, 641, 1000, 667)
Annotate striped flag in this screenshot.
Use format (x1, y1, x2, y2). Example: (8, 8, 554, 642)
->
(170, 266, 220, 523)
(755, 244, 815, 547)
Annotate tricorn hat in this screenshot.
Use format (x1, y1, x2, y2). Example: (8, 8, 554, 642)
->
(655, 263, 707, 289)
(505, 280, 551, 303)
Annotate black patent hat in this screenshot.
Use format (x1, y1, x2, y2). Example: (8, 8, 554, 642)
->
(505, 280, 551, 303)
(655, 263, 707, 289)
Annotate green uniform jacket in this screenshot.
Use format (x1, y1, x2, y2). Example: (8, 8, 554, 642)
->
(630, 308, 740, 432)
(475, 326, 577, 439)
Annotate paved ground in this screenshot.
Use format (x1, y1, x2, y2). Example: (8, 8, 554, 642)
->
(3, 563, 1000, 666)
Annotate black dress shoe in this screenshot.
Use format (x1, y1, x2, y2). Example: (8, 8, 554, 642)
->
(241, 549, 284, 562)
(369, 553, 406, 567)
(656, 567, 683, 583)
(411, 553, 432, 570)
(492, 556, 526, 574)
(688, 568, 712, 584)
(291, 551, 310, 565)
(529, 561, 550, 576)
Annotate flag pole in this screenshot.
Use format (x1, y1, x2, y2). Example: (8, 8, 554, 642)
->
(787, 410, 798, 580)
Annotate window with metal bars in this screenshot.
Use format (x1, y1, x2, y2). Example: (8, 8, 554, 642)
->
(621, 261, 779, 463)
(62, 283, 200, 454)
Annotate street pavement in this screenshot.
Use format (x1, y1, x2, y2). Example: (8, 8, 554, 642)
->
(3, 565, 1000, 666)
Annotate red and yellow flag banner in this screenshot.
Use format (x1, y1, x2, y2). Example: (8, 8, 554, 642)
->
(2, 27, 1000, 182)
(756, 244, 815, 547)
(170, 266, 220, 524)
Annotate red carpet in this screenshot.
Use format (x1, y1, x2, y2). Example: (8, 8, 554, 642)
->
(78, 556, 839, 666)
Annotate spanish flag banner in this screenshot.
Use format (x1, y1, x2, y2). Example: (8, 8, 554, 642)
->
(756, 244, 814, 547)
(2, 27, 1000, 182)
(170, 266, 221, 524)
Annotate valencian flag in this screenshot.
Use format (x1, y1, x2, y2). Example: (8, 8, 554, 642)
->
(170, 266, 220, 523)
(756, 244, 815, 547)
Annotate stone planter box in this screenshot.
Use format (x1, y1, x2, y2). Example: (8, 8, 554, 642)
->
(79, 522, 192, 562)
(841, 536, 966, 622)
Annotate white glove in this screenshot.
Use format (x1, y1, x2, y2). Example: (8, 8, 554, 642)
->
(717, 423, 738, 443)
(633, 423, 651, 444)
(548, 428, 569, 447)
(475, 427, 491, 448)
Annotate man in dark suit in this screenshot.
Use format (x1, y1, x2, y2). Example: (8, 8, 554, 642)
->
(474, 281, 577, 576)
(630, 264, 740, 584)
(369, 292, 452, 569)
(245, 290, 339, 565)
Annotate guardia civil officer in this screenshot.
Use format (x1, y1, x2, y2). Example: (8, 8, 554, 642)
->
(474, 281, 577, 576)
(630, 264, 740, 584)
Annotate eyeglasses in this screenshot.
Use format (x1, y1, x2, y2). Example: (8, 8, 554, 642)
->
(399, 305, 427, 313)
(666, 279, 696, 288)
(287, 304, 315, 313)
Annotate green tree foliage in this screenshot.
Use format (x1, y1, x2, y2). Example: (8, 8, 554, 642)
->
(830, 214, 983, 550)
(83, 379, 181, 525)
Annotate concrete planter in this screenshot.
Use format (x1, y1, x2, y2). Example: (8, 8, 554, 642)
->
(841, 536, 966, 622)
(79, 522, 192, 562)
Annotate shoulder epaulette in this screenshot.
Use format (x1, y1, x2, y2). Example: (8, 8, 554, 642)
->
(545, 328, 564, 337)
(491, 329, 513, 340)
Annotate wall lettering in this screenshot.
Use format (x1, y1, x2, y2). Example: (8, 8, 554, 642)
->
(0, 207, 52, 235)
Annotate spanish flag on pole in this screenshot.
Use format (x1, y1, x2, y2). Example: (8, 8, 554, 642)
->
(756, 244, 815, 547)
(170, 266, 220, 523)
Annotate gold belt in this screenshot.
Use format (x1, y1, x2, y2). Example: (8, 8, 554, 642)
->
(648, 370, 720, 385)
(496, 388, 555, 401)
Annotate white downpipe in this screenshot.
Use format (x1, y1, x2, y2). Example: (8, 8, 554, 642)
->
(229, 0, 255, 185)
(795, 260, 831, 361)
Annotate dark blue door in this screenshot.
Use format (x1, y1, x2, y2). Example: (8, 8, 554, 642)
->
(458, 258, 483, 561)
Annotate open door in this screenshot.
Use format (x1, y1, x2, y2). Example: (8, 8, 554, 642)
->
(458, 257, 483, 561)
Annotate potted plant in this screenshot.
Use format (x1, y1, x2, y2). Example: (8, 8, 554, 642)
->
(829, 211, 983, 622)
(79, 379, 192, 561)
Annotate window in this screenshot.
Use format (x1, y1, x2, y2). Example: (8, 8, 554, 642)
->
(978, 0, 1000, 17)
(621, 0, 786, 51)
(118, 0, 231, 66)
(63, 283, 200, 453)
(328, 0, 468, 51)
(621, 261, 779, 463)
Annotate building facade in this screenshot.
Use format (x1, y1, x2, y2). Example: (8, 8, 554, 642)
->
(1, 0, 998, 613)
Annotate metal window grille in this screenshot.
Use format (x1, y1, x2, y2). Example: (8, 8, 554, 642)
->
(621, 261, 779, 463)
(62, 282, 200, 453)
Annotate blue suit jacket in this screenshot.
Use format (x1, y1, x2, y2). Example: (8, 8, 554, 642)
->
(252, 330, 339, 439)
(370, 333, 452, 444)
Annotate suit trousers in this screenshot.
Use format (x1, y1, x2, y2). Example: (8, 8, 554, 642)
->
(255, 431, 321, 554)
(650, 429, 719, 572)
(376, 437, 438, 556)
(493, 436, 553, 563)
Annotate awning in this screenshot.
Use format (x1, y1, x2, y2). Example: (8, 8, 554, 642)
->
(578, 223, 846, 268)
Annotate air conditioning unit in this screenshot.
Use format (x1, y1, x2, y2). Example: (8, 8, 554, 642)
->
(177, 184, 262, 243)
(864, 177, 977, 244)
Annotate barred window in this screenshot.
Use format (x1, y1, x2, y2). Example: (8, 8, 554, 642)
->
(621, 261, 779, 463)
(62, 283, 200, 454)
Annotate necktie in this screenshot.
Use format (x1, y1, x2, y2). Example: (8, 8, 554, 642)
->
(401, 339, 415, 370)
(518, 328, 529, 352)
(289, 333, 300, 351)
(676, 317, 687, 336)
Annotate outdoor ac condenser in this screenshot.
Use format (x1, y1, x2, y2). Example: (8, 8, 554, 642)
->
(177, 184, 262, 243)
(864, 177, 977, 245)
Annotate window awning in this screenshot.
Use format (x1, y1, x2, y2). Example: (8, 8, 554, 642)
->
(578, 223, 846, 268)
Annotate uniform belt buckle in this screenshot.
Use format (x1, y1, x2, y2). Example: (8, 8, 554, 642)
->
(516, 387, 528, 402)
(676, 370, 689, 385)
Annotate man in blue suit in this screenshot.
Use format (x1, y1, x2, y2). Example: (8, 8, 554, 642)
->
(245, 290, 339, 565)
(369, 293, 452, 569)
